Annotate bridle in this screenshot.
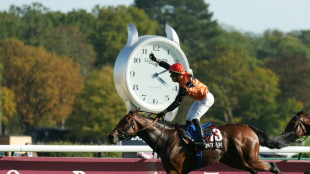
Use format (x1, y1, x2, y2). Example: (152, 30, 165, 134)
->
(283, 115, 309, 143)
(115, 113, 163, 158)
(115, 114, 137, 139)
(115, 113, 159, 140)
(294, 115, 309, 142)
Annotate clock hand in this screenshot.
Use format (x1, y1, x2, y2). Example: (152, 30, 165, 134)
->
(158, 77, 168, 86)
(152, 70, 168, 78)
(158, 69, 168, 75)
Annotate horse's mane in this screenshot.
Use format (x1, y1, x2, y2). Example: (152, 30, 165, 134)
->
(157, 119, 177, 128)
(130, 110, 177, 128)
(142, 116, 176, 128)
(296, 110, 308, 117)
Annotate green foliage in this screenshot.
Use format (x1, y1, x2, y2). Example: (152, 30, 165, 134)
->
(264, 55, 310, 108)
(0, 12, 23, 40)
(91, 5, 158, 66)
(1, 2, 310, 138)
(134, 0, 219, 62)
(66, 66, 126, 142)
(256, 30, 310, 59)
(40, 26, 96, 74)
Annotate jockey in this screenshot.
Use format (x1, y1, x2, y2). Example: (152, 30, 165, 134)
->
(149, 53, 214, 148)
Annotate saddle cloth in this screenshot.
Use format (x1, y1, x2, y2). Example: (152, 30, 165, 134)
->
(177, 123, 223, 149)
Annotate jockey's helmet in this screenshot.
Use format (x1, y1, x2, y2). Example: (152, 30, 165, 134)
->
(169, 63, 185, 75)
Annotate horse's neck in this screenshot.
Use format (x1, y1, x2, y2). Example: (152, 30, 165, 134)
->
(135, 115, 172, 150)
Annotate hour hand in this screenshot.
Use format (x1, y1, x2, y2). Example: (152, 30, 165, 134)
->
(152, 70, 168, 78)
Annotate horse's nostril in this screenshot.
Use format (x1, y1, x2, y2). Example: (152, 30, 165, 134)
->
(108, 135, 112, 142)
(108, 134, 116, 144)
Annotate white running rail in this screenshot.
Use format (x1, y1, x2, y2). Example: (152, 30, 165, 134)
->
(0, 145, 309, 153)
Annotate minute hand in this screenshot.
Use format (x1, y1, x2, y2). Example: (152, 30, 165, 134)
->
(157, 77, 168, 86)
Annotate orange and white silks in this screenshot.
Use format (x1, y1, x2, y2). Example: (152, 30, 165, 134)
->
(178, 75, 209, 101)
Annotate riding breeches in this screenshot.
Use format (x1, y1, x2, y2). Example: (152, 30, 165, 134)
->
(186, 92, 214, 120)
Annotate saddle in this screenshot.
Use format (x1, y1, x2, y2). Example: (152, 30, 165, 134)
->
(176, 122, 223, 149)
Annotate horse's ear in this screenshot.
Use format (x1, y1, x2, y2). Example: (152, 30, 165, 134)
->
(134, 107, 140, 114)
(130, 108, 140, 115)
(297, 110, 307, 117)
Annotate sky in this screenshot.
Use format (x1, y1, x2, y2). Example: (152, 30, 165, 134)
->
(1, 0, 310, 34)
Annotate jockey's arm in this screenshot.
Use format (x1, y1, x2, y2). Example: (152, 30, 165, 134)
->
(164, 87, 187, 113)
(158, 61, 171, 70)
(150, 53, 171, 70)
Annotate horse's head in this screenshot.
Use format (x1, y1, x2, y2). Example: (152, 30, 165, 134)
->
(282, 110, 310, 138)
(108, 109, 140, 144)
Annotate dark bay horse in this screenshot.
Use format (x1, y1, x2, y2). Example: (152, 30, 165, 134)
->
(108, 109, 296, 174)
(282, 110, 310, 141)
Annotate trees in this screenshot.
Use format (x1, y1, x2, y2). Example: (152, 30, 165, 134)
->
(40, 26, 97, 74)
(4, 4, 97, 74)
(0, 39, 83, 130)
(134, 0, 219, 62)
(0, 11, 23, 40)
(265, 55, 310, 108)
(1, 87, 17, 133)
(66, 66, 126, 142)
(90, 5, 158, 66)
(256, 30, 310, 59)
(1, 3, 309, 138)
(257, 30, 310, 128)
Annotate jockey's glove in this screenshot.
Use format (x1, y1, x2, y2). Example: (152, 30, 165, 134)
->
(149, 53, 160, 63)
(157, 110, 167, 119)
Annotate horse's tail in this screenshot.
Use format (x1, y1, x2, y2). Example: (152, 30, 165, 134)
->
(248, 125, 297, 149)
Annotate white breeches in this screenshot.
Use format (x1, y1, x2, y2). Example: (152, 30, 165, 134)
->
(186, 92, 214, 121)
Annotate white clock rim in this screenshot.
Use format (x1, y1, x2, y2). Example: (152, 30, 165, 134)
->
(125, 37, 189, 112)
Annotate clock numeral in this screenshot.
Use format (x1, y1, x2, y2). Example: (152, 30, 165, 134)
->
(167, 50, 170, 55)
(142, 95, 146, 101)
(153, 98, 158, 104)
(174, 59, 179, 63)
(142, 49, 147, 54)
(134, 58, 141, 63)
(153, 45, 160, 51)
(130, 71, 135, 77)
(133, 84, 139, 90)
(165, 95, 170, 101)
(173, 86, 178, 91)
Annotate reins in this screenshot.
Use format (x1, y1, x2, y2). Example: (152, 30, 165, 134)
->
(137, 117, 160, 132)
(152, 116, 166, 158)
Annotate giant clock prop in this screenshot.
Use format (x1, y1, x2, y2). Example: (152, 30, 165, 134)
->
(114, 23, 191, 121)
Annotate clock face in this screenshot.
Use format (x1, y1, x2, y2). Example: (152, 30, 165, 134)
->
(126, 40, 188, 112)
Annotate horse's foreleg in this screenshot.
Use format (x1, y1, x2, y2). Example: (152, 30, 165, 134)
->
(269, 162, 281, 174)
(248, 161, 281, 174)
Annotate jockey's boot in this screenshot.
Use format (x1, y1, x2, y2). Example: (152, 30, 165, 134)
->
(192, 119, 206, 148)
(184, 120, 192, 130)
(186, 120, 192, 125)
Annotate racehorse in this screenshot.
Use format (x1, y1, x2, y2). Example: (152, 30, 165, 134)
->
(282, 110, 310, 142)
(108, 109, 296, 174)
